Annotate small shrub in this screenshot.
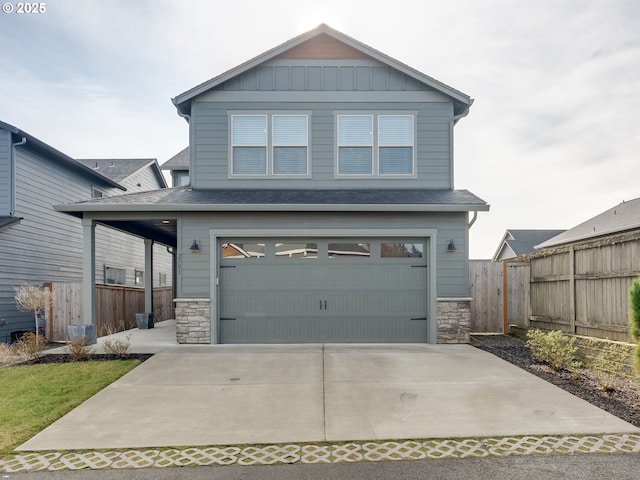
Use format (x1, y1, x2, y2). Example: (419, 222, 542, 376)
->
(64, 336, 92, 361)
(14, 285, 51, 350)
(0, 342, 22, 366)
(102, 334, 132, 357)
(13, 332, 47, 360)
(587, 340, 632, 391)
(526, 329, 580, 371)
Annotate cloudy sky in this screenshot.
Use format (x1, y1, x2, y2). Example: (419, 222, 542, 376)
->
(1, 0, 638, 258)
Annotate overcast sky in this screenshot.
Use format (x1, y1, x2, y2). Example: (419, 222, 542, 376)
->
(1, 0, 638, 258)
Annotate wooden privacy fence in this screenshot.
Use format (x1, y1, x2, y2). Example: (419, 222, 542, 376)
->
(45, 283, 174, 342)
(469, 260, 530, 333)
(529, 231, 640, 342)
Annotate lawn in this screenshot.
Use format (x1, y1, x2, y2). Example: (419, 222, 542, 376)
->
(0, 360, 141, 455)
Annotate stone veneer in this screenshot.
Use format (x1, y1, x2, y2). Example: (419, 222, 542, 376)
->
(437, 298, 472, 344)
(174, 298, 211, 344)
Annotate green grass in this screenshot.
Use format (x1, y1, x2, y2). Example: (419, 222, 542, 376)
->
(0, 360, 141, 455)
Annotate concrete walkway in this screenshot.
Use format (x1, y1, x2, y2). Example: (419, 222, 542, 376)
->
(18, 328, 639, 451)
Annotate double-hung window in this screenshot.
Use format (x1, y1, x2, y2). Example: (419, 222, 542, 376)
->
(337, 114, 415, 176)
(231, 114, 309, 176)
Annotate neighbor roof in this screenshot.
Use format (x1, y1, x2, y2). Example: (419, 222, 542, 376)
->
(77, 158, 166, 187)
(56, 187, 489, 215)
(160, 147, 189, 170)
(536, 198, 640, 249)
(172, 24, 473, 117)
(492, 229, 566, 261)
(0, 120, 124, 190)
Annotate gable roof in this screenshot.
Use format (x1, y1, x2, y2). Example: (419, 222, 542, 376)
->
(172, 24, 472, 117)
(160, 147, 189, 171)
(0, 120, 125, 191)
(492, 229, 566, 261)
(77, 158, 167, 188)
(536, 198, 640, 249)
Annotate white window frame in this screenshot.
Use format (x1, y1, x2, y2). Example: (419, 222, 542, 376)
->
(229, 113, 310, 178)
(336, 113, 416, 178)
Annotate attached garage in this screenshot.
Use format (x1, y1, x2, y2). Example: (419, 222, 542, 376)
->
(218, 238, 429, 343)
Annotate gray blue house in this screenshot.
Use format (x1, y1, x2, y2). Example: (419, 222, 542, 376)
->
(58, 24, 489, 344)
(0, 121, 172, 343)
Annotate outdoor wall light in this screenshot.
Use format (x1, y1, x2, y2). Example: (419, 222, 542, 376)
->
(190, 240, 200, 253)
(447, 240, 456, 252)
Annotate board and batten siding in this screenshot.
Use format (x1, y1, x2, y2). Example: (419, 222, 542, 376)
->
(220, 60, 433, 93)
(0, 129, 11, 215)
(176, 211, 469, 299)
(191, 100, 452, 190)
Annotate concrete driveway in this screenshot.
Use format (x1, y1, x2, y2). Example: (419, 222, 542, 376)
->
(18, 342, 639, 451)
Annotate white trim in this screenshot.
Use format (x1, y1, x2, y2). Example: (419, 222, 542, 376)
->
(209, 227, 438, 345)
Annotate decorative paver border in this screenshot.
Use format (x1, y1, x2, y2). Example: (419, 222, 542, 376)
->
(2, 434, 640, 472)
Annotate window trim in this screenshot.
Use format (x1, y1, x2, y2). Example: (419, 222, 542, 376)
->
(229, 112, 311, 178)
(335, 112, 416, 178)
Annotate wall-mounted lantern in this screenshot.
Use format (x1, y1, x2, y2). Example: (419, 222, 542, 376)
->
(190, 240, 200, 253)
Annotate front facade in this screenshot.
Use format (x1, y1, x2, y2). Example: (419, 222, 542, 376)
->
(0, 122, 172, 343)
(59, 25, 489, 344)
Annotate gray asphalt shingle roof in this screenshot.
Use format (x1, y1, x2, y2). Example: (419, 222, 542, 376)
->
(161, 147, 189, 170)
(77, 158, 157, 183)
(56, 187, 489, 213)
(536, 198, 640, 249)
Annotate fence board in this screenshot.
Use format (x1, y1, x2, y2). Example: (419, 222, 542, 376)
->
(470, 261, 530, 333)
(48, 283, 174, 341)
(529, 232, 640, 340)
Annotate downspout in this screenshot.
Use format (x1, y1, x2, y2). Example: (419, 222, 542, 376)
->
(468, 210, 478, 228)
(10, 136, 26, 215)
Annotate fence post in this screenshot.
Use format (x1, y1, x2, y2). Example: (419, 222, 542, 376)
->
(569, 245, 576, 333)
(502, 262, 508, 333)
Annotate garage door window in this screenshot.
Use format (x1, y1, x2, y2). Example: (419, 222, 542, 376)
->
(275, 243, 318, 258)
(328, 242, 371, 258)
(222, 243, 265, 258)
(381, 242, 424, 258)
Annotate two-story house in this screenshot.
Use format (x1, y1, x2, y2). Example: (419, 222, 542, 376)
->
(0, 120, 172, 343)
(57, 24, 489, 344)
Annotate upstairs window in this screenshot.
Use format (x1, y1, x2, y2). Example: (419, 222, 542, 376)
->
(337, 114, 415, 176)
(231, 114, 309, 176)
(232, 115, 267, 175)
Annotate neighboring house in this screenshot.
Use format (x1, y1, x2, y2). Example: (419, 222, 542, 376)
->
(57, 24, 489, 344)
(161, 147, 190, 187)
(535, 198, 640, 250)
(527, 198, 640, 341)
(0, 121, 172, 343)
(492, 229, 566, 262)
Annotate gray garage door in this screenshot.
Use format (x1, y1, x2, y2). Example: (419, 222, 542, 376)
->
(218, 239, 428, 343)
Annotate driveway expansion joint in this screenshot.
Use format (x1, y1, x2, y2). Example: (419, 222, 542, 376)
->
(3, 433, 640, 473)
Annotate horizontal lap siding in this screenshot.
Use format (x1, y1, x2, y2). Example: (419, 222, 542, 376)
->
(192, 101, 451, 189)
(178, 211, 468, 299)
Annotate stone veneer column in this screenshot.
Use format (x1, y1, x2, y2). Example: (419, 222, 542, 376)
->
(436, 298, 472, 344)
(174, 298, 211, 344)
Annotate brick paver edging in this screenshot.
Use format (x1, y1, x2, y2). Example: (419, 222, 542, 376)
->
(2, 434, 640, 472)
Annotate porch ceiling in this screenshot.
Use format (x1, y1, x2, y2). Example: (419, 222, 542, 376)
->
(98, 218, 177, 248)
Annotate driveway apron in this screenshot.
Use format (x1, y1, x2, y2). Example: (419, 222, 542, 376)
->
(18, 344, 639, 451)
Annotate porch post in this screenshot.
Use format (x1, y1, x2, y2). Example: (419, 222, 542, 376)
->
(81, 218, 97, 344)
(144, 238, 154, 315)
